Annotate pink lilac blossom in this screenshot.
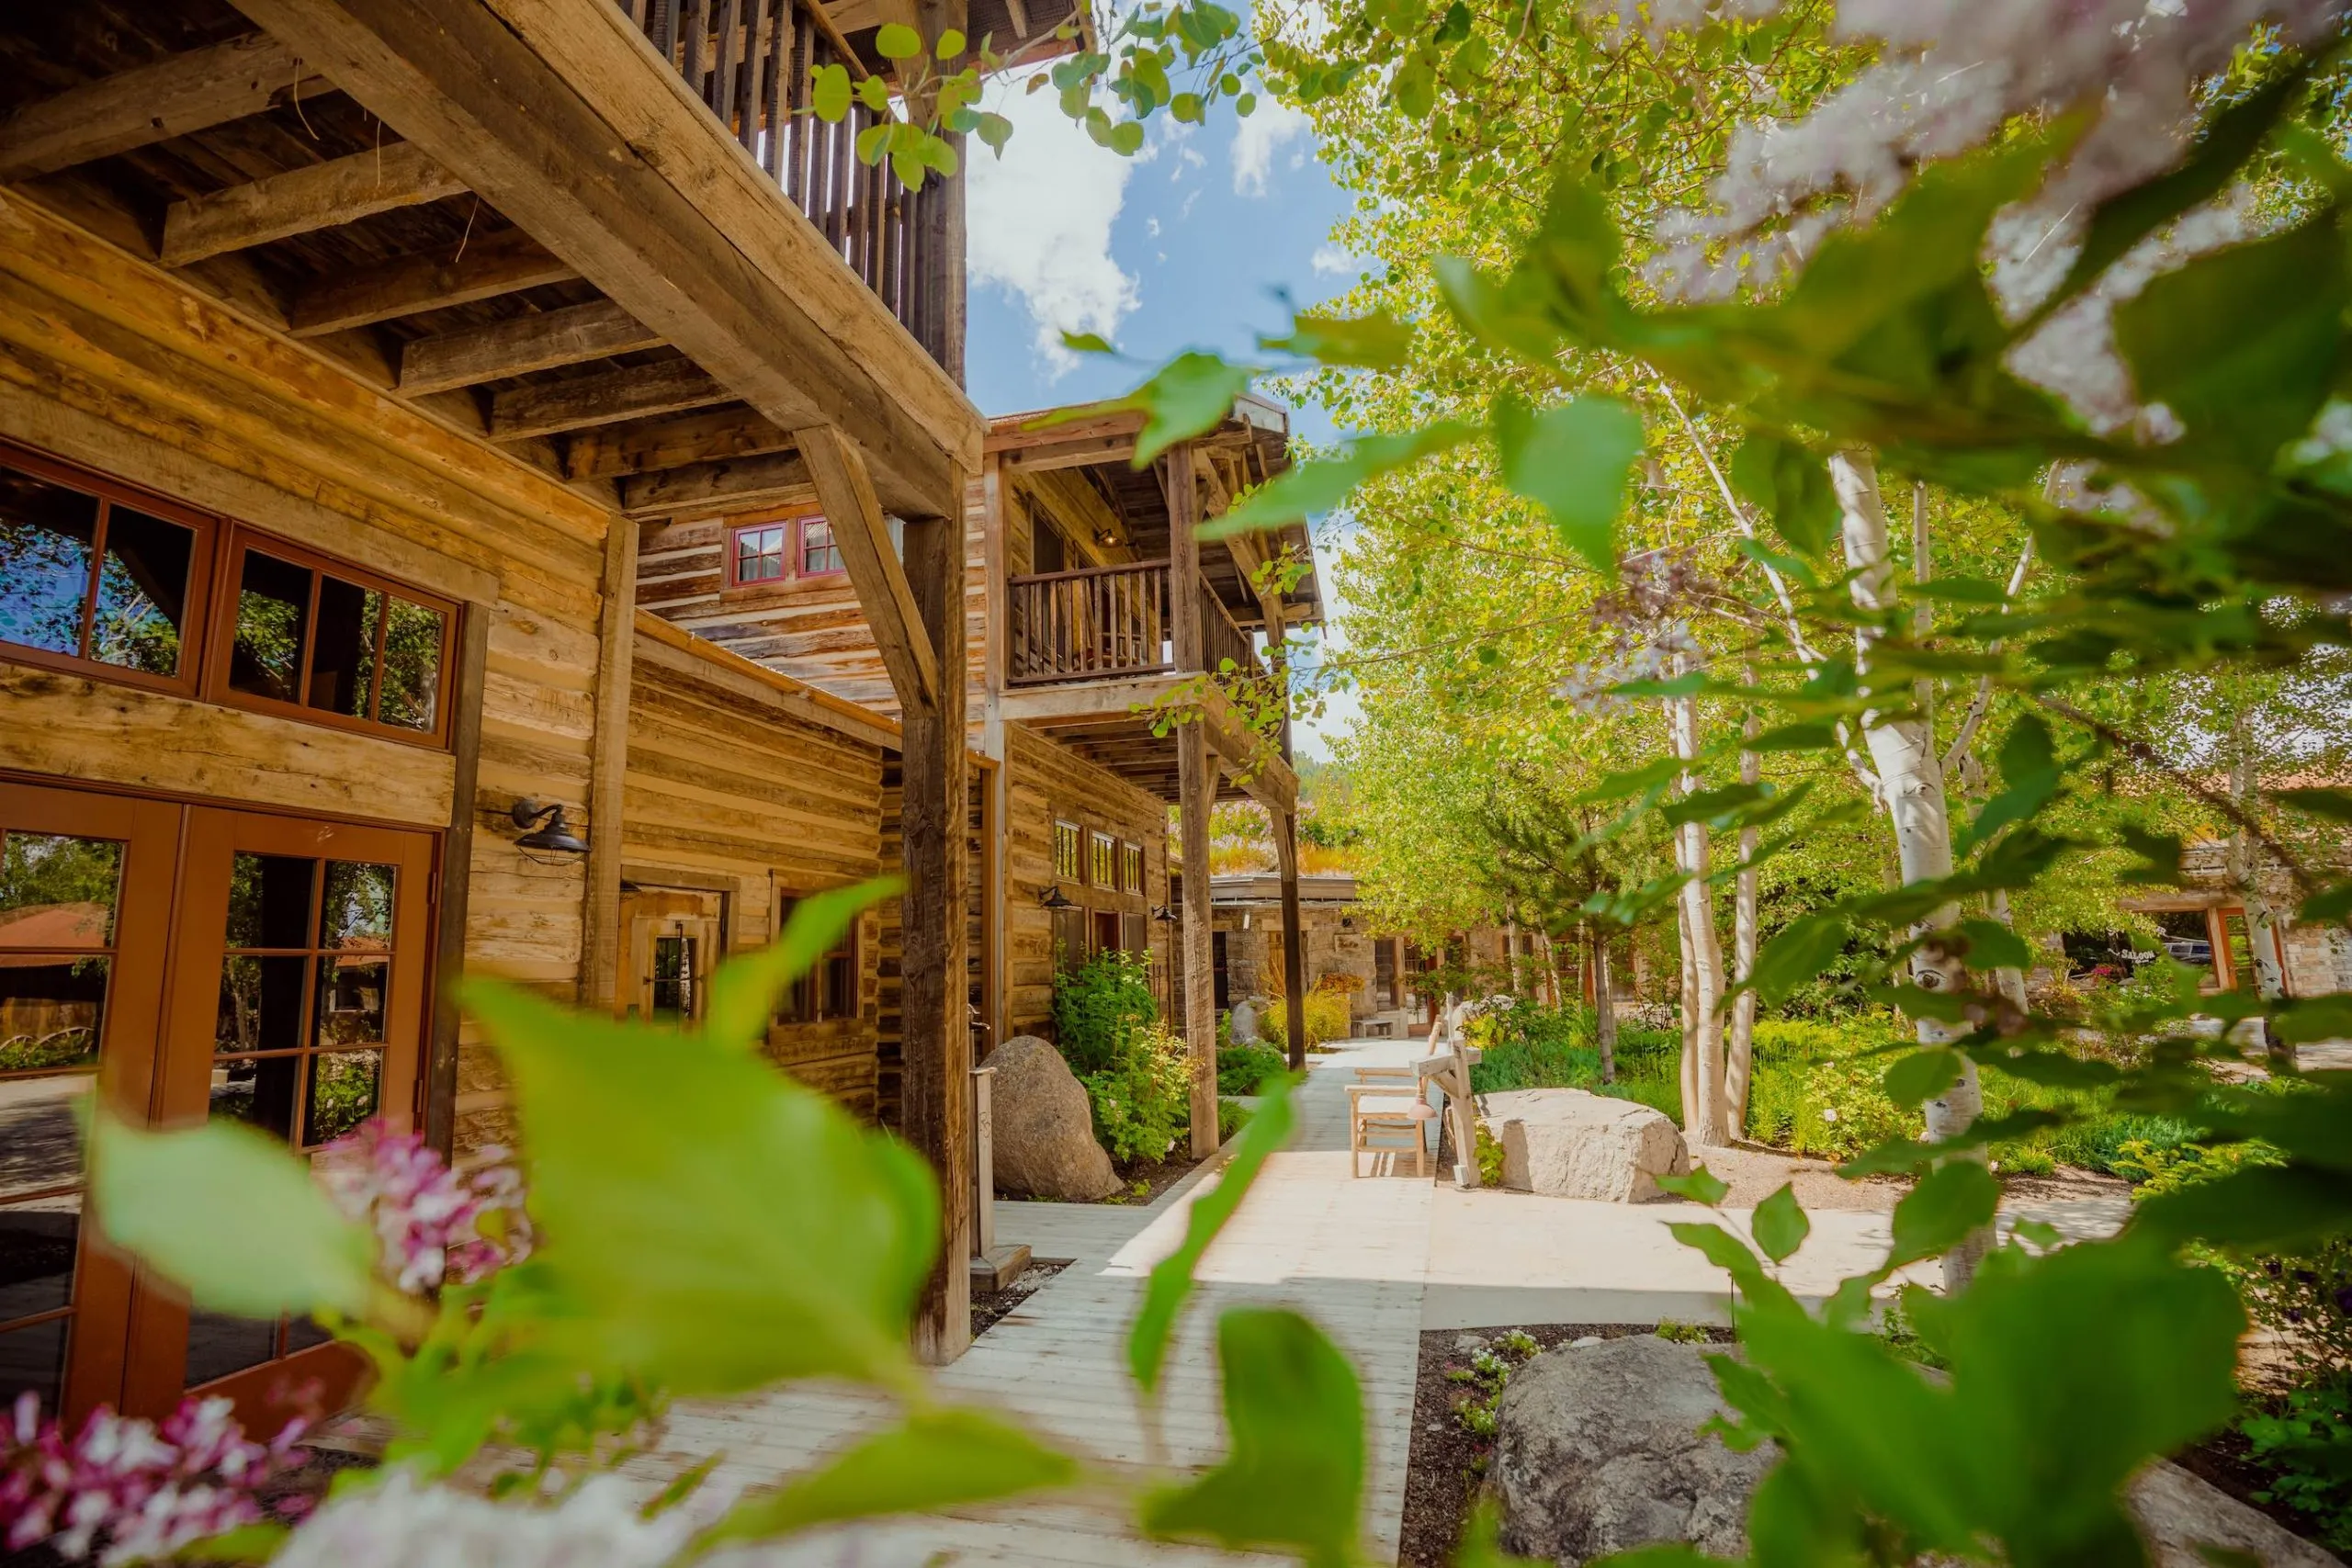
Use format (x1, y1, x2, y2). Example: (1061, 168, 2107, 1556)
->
(313, 1119, 532, 1293)
(1616, 0, 2350, 301)
(269, 1469, 726, 1568)
(2, 1392, 308, 1566)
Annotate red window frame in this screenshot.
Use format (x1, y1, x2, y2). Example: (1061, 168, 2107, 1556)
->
(797, 515, 845, 579)
(773, 890, 859, 1025)
(0, 441, 218, 699)
(205, 527, 458, 750)
(727, 520, 791, 587)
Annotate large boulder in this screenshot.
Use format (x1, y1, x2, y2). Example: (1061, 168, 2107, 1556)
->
(1493, 1335, 1770, 1565)
(987, 1035, 1120, 1201)
(1494, 1337, 2345, 1568)
(1484, 1088, 1690, 1201)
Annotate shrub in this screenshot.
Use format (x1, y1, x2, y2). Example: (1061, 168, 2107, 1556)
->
(1216, 1041, 1285, 1096)
(1079, 1021, 1191, 1166)
(1051, 950, 1158, 1077)
(2242, 1375, 2352, 1551)
(1263, 989, 1351, 1048)
(1217, 1097, 1254, 1141)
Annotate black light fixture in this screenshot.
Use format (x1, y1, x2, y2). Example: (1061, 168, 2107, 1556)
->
(510, 798, 589, 855)
(1038, 886, 1077, 910)
(1152, 904, 1180, 923)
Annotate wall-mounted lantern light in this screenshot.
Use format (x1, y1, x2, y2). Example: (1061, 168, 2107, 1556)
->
(510, 798, 589, 855)
(1038, 886, 1077, 910)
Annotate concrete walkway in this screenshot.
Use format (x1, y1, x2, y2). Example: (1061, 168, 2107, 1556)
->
(624, 1037, 2127, 1565)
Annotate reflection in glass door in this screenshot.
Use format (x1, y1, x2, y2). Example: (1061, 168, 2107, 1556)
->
(0, 785, 175, 1426)
(127, 810, 433, 1429)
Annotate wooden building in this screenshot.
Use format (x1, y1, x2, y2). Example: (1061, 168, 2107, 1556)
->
(0, 0, 1098, 1427)
(635, 398, 1325, 1154)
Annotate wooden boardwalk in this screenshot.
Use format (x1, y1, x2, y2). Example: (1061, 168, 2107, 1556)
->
(638, 1039, 1438, 1567)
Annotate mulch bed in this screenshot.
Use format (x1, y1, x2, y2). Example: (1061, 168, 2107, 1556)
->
(970, 1258, 1070, 1339)
(1401, 1322, 1735, 1568)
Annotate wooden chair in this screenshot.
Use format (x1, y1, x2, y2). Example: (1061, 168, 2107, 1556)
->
(1347, 1081, 1429, 1178)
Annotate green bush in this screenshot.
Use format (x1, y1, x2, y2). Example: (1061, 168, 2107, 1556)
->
(1216, 1042, 1285, 1096)
(1263, 989, 1352, 1049)
(1079, 1021, 1191, 1166)
(1051, 950, 1158, 1077)
(1217, 1097, 1254, 1141)
(2243, 1375, 2352, 1552)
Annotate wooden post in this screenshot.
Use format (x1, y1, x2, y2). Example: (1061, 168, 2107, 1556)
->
(1167, 441, 1218, 1156)
(580, 514, 640, 1010)
(971, 1065, 995, 1256)
(1276, 811, 1307, 1072)
(900, 491, 972, 1362)
(425, 606, 490, 1157)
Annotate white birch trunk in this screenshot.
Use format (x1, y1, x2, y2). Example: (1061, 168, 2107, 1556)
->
(1592, 928, 1618, 1084)
(1668, 658, 1729, 1146)
(1727, 704, 1760, 1137)
(1831, 449, 1987, 1289)
(2227, 742, 2294, 1066)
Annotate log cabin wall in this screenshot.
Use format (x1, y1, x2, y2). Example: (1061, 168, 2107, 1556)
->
(620, 618, 888, 1118)
(0, 197, 619, 1161)
(872, 758, 991, 1128)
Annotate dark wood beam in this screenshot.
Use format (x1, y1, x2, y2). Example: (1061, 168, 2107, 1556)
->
(565, 405, 792, 479)
(489, 359, 730, 441)
(797, 423, 940, 708)
(227, 0, 977, 518)
(161, 140, 467, 265)
(619, 449, 813, 519)
(287, 223, 575, 335)
(399, 298, 662, 393)
(0, 34, 331, 182)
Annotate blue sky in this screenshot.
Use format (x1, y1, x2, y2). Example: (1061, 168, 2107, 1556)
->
(965, 93, 1364, 755)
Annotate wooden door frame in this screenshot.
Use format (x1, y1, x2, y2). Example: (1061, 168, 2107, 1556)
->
(122, 807, 435, 1426)
(0, 781, 182, 1425)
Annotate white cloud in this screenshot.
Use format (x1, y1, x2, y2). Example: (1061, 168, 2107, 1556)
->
(1310, 243, 1358, 276)
(1231, 97, 1312, 197)
(967, 91, 1140, 378)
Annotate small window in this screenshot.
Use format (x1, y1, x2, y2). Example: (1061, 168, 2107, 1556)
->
(0, 457, 203, 687)
(1052, 820, 1082, 882)
(1051, 905, 1087, 975)
(775, 895, 857, 1024)
(1031, 509, 1067, 575)
(731, 523, 788, 584)
(219, 536, 450, 740)
(1120, 841, 1143, 895)
(800, 517, 844, 577)
(1089, 831, 1115, 888)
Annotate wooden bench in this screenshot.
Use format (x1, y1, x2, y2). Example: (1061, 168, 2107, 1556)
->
(1346, 1081, 1428, 1178)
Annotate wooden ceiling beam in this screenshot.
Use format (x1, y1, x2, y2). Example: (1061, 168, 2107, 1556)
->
(488, 358, 730, 440)
(160, 140, 467, 265)
(564, 405, 792, 479)
(0, 34, 332, 182)
(620, 449, 813, 519)
(285, 223, 575, 335)
(398, 298, 661, 393)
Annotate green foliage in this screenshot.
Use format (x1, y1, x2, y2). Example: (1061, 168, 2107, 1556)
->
(2241, 1375, 2352, 1551)
(1052, 948, 1159, 1076)
(1079, 1021, 1192, 1165)
(1654, 1318, 1712, 1346)
(1217, 1040, 1287, 1095)
(1217, 1096, 1255, 1141)
(1263, 988, 1353, 1048)
(1474, 1120, 1506, 1188)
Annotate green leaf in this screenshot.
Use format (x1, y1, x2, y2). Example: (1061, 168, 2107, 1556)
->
(1258, 310, 1416, 371)
(458, 977, 937, 1396)
(1108, 118, 1147, 156)
(1657, 1165, 1729, 1206)
(1058, 330, 1115, 355)
(1888, 1160, 1999, 1268)
(1204, 423, 1476, 537)
(935, 27, 967, 57)
(2113, 214, 2348, 467)
(89, 1112, 375, 1320)
(1129, 1078, 1297, 1393)
(1493, 396, 1645, 577)
(1751, 1182, 1811, 1265)
(1139, 1308, 1363, 1568)
(1449, 1502, 1553, 1566)
(977, 111, 1014, 155)
(875, 22, 923, 58)
(2116, 825, 2186, 887)
(2009, 1218, 2062, 1249)
(810, 63, 853, 122)
(1957, 918, 2031, 973)
(1728, 433, 1838, 557)
(1748, 913, 1849, 1006)
(2133, 1161, 2352, 1253)
(1959, 715, 2060, 855)
(2301, 881, 2352, 923)
(694, 1407, 1077, 1546)
(1883, 1048, 1966, 1111)
(2272, 994, 2352, 1045)
(854, 73, 892, 112)
(854, 121, 892, 166)
(2273, 786, 2352, 823)
(706, 879, 897, 1051)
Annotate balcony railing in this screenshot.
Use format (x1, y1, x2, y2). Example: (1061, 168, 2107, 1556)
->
(617, 0, 956, 368)
(1199, 581, 1257, 682)
(1008, 561, 1172, 684)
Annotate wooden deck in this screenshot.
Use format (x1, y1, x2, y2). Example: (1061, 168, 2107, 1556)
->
(625, 1039, 1436, 1566)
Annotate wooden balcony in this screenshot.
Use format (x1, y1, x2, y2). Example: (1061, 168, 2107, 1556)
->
(613, 0, 956, 369)
(1006, 560, 1272, 688)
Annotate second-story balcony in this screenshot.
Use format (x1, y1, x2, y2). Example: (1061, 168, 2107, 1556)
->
(1006, 559, 1265, 688)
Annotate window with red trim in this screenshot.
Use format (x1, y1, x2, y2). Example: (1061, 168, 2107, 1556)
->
(799, 517, 844, 577)
(730, 523, 789, 585)
(213, 532, 453, 744)
(0, 452, 210, 693)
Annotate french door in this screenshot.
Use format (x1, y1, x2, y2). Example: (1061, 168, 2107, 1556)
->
(0, 783, 435, 1431)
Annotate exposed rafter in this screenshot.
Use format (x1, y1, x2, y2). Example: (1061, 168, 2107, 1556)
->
(160, 140, 466, 265)
(287, 224, 575, 335)
(489, 359, 731, 441)
(399, 299, 662, 394)
(0, 33, 329, 181)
